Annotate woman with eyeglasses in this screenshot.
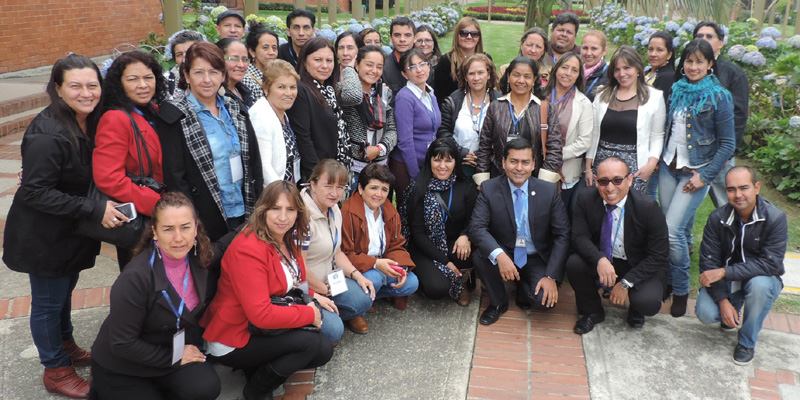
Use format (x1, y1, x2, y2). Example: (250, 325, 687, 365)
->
(437, 54, 500, 182)
(242, 22, 280, 102)
(217, 38, 255, 108)
(474, 56, 563, 186)
(499, 27, 552, 87)
(390, 48, 441, 203)
(414, 25, 442, 73)
(584, 46, 665, 195)
(433, 17, 488, 108)
(658, 39, 734, 318)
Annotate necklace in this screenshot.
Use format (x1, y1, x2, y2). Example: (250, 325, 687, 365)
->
(615, 93, 637, 102)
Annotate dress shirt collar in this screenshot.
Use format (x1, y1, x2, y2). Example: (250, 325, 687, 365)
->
(602, 194, 628, 210)
(405, 80, 433, 99)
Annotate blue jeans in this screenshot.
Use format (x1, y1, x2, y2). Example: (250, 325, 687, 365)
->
(709, 157, 735, 208)
(331, 278, 373, 320)
(319, 308, 344, 344)
(645, 168, 659, 201)
(362, 269, 419, 300)
(29, 273, 80, 368)
(658, 161, 710, 296)
(695, 276, 782, 348)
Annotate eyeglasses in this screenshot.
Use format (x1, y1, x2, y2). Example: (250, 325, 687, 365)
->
(596, 174, 630, 186)
(224, 56, 250, 65)
(459, 30, 481, 38)
(415, 39, 434, 45)
(695, 33, 717, 40)
(405, 61, 430, 71)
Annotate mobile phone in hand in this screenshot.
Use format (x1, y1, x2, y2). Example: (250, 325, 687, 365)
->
(389, 265, 406, 276)
(114, 203, 137, 221)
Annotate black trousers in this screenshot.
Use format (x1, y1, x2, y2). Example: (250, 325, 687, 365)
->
(409, 242, 473, 300)
(474, 251, 554, 311)
(565, 253, 664, 316)
(213, 329, 332, 378)
(90, 359, 221, 400)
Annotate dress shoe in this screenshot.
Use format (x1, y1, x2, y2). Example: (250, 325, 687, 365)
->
(671, 294, 688, 317)
(515, 299, 532, 310)
(733, 343, 755, 365)
(456, 289, 471, 307)
(391, 296, 409, 311)
(626, 309, 645, 329)
(346, 316, 369, 334)
(62, 338, 91, 367)
(43, 366, 90, 399)
(479, 304, 508, 325)
(573, 312, 606, 335)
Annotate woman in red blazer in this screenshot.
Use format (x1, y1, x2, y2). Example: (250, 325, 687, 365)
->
(95, 51, 166, 269)
(201, 181, 332, 400)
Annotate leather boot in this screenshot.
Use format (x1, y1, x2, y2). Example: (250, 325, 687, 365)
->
(391, 296, 409, 311)
(242, 364, 288, 400)
(43, 366, 90, 399)
(671, 294, 689, 317)
(62, 338, 92, 367)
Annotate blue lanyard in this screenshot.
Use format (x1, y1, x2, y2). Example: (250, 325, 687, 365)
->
(586, 64, 608, 94)
(131, 107, 156, 128)
(276, 246, 301, 287)
(508, 101, 522, 133)
(328, 208, 339, 269)
(551, 86, 575, 105)
(149, 250, 190, 329)
(442, 187, 453, 224)
(552, 53, 558, 64)
(610, 206, 625, 257)
(378, 205, 385, 255)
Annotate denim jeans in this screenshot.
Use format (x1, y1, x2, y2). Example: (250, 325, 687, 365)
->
(695, 276, 782, 348)
(362, 269, 419, 300)
(29, 273, 80, 368)
(708, 157, 735, 208)
(319, 308, 344, 344)
(658, 161, 710, 296)
(645, 168, 659, 201)
(331, 278, 373, 320)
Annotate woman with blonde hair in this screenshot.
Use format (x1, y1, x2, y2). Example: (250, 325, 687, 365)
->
(499, 27, 552, 86)
(432, 17, 488, 108)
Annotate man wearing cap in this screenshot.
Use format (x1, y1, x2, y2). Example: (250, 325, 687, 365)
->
(567, 157, 669, 335)
(469, 138, 570, 326)
(695, 166, 786, 365)
(216, 10, 245, 40)
(278, 9, 316, 67)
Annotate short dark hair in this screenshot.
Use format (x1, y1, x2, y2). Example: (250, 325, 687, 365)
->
(215, 37, 243, 54)
(596, 156, 630, 175)
(694, 21, 725, 41)
(357, 45, 385, 64)
(648, 30, 676, 70)
(503, 138, 533, 159)
(399, 48, 427, 70)
(499, 56, 544, 99)
(286, 9, 315, 28)
(102, 51, 167, 110)
(675, 39, 716, 81)
(358, 163, 396, 190)
(552, 12, 580, 32)
(179, 42, 227, 90)
(390, 16, 415, 36)
(727, 165, 758, 186)
(169, 30, 206, 62)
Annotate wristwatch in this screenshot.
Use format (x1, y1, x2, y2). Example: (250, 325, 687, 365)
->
(620, 279, 634, 290)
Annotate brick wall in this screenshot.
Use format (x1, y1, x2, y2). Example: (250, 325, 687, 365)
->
(270, 0, 353, 13)
(0, 0, 164, 74)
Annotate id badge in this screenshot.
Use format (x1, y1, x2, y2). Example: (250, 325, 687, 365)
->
(172, 329, 185, 365)
(230, 155, 243, 183)
(298, 281, 309, 296)
(515, 236, 526, 247)
(327, 269, 348, 297)
(507, 135, 520, 143)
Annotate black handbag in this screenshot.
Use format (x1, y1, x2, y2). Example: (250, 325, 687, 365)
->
(78, 109, 165, 249)
(247, 288, 322, 336)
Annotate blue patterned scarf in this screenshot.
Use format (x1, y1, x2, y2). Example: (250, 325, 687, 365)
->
(669, 74, 731, 116)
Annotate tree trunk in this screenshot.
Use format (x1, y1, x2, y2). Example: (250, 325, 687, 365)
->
(369, 0, 376, 21)
(488, 0, 494, 22)
(296, 0, 307, 9)
(781, 0, 791, 37)
(163, 0, 183, 37)
(753, 0, 766, 27)
(352, 0, 362, 20)
(328, 0, 336, 24)
(795, 0, 800, 34)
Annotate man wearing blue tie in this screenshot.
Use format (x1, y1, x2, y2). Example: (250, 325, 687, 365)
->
(469, 139, 571, 325)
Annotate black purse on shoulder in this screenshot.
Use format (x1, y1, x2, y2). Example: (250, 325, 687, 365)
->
(247, 288, 322, 336)
(78, 109, 165, 249)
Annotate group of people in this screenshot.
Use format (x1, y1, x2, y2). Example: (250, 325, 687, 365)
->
(2, 7, 788, 400)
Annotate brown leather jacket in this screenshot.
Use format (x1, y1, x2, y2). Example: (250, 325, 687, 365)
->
(474, 95, 563, 184)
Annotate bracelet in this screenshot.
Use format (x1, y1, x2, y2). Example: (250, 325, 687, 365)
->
(350, 270, 360, 279)
(324, 282, 332, 296)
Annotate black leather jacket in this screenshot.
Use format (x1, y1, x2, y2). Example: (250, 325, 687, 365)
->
(437, 88, 501, 159)
(714, 56, 749, 152)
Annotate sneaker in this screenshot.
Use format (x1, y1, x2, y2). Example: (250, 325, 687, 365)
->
(720, 323, 737, 331)
(733, 344, 755, 365)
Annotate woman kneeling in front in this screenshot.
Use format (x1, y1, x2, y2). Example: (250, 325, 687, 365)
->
(341, 163, 419, 311)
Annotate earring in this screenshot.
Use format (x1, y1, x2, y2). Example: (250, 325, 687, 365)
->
(193, 239, 197, 256)
(217, 86, 226, 96)
(707, 67, 714, 75)
(680, 67, 685, 75)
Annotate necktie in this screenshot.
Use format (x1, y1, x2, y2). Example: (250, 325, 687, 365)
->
(600, 204, 617, 260)
(514, 189, 527, 268)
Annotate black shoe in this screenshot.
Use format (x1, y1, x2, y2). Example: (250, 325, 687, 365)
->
(720, 323, 737, 331)
(573, 312, 605, 335)
(479, 304, 508, 325)
(671, 294, 688, 317)
(733, 344, 755, 365)
(601, 288, 611, 299)
(515, 294, 532, 310)
(243, 364, 287, 400)
(626, 309, 645, 329)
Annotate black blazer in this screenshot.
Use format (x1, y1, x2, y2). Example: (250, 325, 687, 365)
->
(468, 176, 571, 281)
(285, 82, 340, 182)
(571, 188, 669, 285)
(407, 179, 478, 265)
(91, 246, 209, 378)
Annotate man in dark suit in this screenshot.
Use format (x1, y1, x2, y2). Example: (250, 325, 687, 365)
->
(567, 157, 669, 334)
(469, 138, 571, 325)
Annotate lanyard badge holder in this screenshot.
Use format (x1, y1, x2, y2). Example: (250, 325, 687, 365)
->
(149, 250, 189, 365)
(326, 208, 349, 296)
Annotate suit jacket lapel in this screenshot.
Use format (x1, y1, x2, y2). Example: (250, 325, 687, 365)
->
(527, 178, 537, 234)
(623, 193, 634, 251)
(501, 179, 516, 233)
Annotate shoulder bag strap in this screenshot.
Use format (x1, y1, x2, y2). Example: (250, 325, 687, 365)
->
(539, 100, 548, 159)
(120, 109, 155, 178)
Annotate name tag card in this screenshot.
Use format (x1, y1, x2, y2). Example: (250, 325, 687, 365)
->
(515, 237, 526, 247)
(327, 269, 348, 296)
(172, 329, 185, 365)
(230, 155, 243, 182)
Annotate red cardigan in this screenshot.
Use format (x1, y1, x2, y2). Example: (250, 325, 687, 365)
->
(340, 191, 415, 273)
(200, 230, 315, 349)
(94, 108, 164, 216)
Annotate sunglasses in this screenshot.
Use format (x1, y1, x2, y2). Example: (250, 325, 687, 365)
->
(459, 30, 481, 38)
(695, 33, 716, 40)
(596, 174, 630, 187)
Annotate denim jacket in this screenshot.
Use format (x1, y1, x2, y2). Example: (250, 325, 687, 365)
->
(663, 91, 735, 184)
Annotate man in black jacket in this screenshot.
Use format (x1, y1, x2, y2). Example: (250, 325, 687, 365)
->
(695, 166, 786, 366)
(382, 16, 416, 96)
(567, 157, 669, 334)
(277, 9, 315, 67)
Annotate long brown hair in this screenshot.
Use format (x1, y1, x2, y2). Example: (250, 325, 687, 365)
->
(543, 52, 585, 97)
(448, 17, 484, 81)
(133, 191, 214, 267)
(245, 180, 309, 256)
(597, 45, 650, 104)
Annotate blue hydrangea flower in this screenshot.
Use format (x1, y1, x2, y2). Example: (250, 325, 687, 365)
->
(100, 58, 114, 78)
(198, 15, 210, 24)
(787, 35, 800, 48)
(665, 21, 680, 32)
(789, 116, 800, 129)
(318, 28, 337, 41)
(755, 36, 777, 50)
(742, 51, 766, 67)
(641, 36, 650, 46)
(673, 37, 681, 48)
(727, 44, 747, 61)
(759, 27, 781, 39)
(614, 36, 620, 44)
(348, 23, 364, 33)
(382, 45, 393, 54)
(278, 37, 288, 46)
